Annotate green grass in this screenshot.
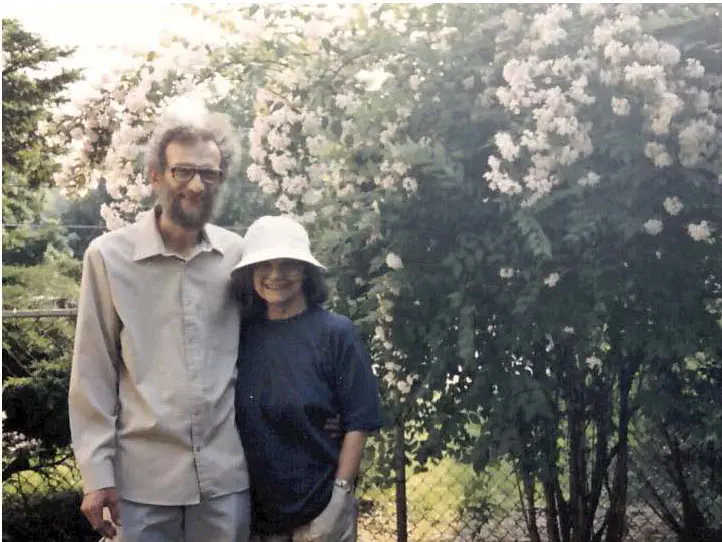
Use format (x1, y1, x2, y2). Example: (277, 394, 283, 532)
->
(358, 455, 522, 541)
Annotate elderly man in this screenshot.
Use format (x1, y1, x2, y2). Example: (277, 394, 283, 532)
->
(69, 100, 249, 542)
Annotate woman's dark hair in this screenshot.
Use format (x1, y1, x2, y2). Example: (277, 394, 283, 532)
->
(231, 262, 328, 322)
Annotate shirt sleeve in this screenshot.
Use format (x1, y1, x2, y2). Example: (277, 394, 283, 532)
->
(68, 243, 121, 492)
(333, 323, 384, 433)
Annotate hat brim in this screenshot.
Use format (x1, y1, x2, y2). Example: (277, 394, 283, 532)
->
(231, 248, 326, 273)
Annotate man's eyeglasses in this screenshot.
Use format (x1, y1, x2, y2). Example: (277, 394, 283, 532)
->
(169, 165, 224, 185)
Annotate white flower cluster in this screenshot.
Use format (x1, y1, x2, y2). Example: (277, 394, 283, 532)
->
(578, 171, 601, 187)
(687, 220, 713, 242)
(678, 119, 716, 167)
(543, 272, 560, 287)
(371, 273, 420, 398)
(386, 252, 404, 270)
(499, 267, 515, 280)
(491, 52, 597, 204)
(644, 142, 673, 168)
(585, 355, 602, 370)
(663, 196, 683, 216)
(2, 426, 42, 456)
(485, 3, 718, 209)
(643, 197, 715, 242)
(244, 7, 429, 217)
(643, 218, 663, 236)
(611, 96, 631, 116)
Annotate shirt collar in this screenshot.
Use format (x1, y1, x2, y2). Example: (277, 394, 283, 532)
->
(132, 207, 224, 261)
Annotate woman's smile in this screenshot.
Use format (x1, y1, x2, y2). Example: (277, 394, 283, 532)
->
(262, 284, 292, 294)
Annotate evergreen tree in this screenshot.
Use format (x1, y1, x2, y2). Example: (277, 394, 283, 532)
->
(2, 18, 79, 265)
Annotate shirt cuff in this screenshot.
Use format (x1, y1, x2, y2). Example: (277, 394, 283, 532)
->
(79, 460, 116, 493)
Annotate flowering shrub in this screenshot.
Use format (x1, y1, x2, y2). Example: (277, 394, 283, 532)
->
(52, 4, 721, 539)
(486, 5, 720, 208)
(53, 4, 720, 305)
(2, 423, 43, 485)
(2, 410, 42, 476)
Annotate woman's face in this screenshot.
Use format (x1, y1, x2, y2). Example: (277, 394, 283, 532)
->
(252, 259, 306, 308)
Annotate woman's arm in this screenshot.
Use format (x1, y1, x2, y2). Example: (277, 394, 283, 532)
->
(331, 318, 384, 485)
(335, 430, 368, 483)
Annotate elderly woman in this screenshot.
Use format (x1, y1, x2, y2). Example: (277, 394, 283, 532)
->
(231, 215, 383, 541)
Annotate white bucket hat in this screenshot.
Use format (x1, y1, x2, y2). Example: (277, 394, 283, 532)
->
(232, 215, 326, 273)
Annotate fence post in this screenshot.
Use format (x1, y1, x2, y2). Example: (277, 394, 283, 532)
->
(394, 419, 408, 542)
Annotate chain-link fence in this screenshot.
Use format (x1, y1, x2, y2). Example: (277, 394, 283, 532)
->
(3, 312, 721, 542)
(355, 440, 690, 542)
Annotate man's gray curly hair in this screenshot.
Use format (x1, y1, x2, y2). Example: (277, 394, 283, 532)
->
(144, 95, 241, 179)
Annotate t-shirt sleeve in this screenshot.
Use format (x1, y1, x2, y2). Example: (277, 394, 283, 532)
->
(332, 323, 384, 433)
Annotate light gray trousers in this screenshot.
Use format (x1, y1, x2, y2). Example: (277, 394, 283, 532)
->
(112, 491, 251, 542)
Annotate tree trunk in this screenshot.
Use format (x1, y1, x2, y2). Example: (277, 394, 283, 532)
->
(565, 345, 590, 542)
(667, 432, 709, 539)
(394, 421, 408, 542)
(541, 383, 564, 542)
(556, 479, 571, 542)
(514, 420, 542, 542)
(605, 348, 634, 542)
(521, 464, 542, 542)
(588, 382, 614, 540)
(544, 479, 562, 542)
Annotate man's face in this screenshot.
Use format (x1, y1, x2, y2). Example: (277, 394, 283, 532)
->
(152, 139, 224, 230)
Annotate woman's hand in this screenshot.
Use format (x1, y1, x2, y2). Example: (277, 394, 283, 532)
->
(294, 484, 355, 541)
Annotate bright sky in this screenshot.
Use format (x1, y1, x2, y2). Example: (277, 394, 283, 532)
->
(2, 3, 214, 72)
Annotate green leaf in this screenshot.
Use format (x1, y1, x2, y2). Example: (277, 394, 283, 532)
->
(513, 211, 553, 259)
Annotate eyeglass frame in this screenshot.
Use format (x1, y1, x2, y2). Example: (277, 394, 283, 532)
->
(252, 259, 306, 279)
(167, 164, 225, 186)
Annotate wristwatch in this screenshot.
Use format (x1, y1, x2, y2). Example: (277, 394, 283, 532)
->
(334, 478, 354, 493)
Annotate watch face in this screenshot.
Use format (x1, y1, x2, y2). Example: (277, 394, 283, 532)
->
(335, 479, 352, 492)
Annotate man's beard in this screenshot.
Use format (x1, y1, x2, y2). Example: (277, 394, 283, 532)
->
(160, 187, 216, 230)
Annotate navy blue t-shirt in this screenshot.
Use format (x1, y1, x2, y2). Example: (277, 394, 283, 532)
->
(235, 307, 383, 534)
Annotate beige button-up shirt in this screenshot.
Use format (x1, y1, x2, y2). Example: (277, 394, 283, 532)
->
(69, 209, 248, 505)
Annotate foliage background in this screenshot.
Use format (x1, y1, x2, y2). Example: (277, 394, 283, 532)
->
(3, 5, 721, 542)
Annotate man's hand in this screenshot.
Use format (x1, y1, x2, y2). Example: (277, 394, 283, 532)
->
(80, 487, 121, 539)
